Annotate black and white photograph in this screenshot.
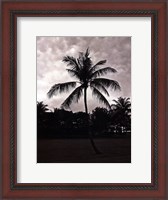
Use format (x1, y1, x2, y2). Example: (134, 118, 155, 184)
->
(37, 36, 131, 163)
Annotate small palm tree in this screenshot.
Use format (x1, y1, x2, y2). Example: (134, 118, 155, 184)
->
(37, 101, 49, 115)
(37, 101, 49, 130)
(112, 97, 131, 115)
(47, 48, 121, 153)
(111, 97, 131, 132)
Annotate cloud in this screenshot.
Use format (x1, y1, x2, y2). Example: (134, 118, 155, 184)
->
(37, 36, 131, 112)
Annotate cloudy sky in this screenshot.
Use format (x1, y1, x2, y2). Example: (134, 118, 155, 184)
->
(37, 36, 131, 112)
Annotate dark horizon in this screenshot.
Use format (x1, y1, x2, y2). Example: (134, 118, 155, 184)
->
(37, 97, 131, 163)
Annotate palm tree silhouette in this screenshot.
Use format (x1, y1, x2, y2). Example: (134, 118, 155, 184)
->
(37, 101, 49, 115)
(112, 97, 131, 115)
(111, 97, 131, 133)
(47, 48, 121, 153)
(37, 101, 49, 130)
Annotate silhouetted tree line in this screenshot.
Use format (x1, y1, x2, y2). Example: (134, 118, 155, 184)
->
(37, 97, 131, 139)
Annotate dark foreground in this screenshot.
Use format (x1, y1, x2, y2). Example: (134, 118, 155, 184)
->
(37, 137, 131, 163)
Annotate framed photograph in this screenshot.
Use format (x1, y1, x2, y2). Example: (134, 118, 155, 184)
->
(2, 1, 167, 199)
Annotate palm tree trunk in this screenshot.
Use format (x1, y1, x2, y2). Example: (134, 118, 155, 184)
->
(84, 87, 101, 154)
(84, 87, 88, 114)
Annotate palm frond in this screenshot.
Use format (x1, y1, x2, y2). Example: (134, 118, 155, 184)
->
(37, 101, 49, 114)
(62, 56, 80, 71)
(66, 69, 80, 79)
(85, 48, 90, 58)
(47, 82, 77, 98)
(92, 78, 121, 91)
(113, 99, 121, 106)
(77, 58, 82, 68)
(94, 60, 107, 67)
(90, 86, 111, 109)
(61, 85, 83, 109)
(90, 81, 109, 96)
(89, 60, 107, 73)
(91, 67, 117, 78)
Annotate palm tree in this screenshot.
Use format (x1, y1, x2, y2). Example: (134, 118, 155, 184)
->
(47, 48, 121, 153)
(111, 97, 131, 133)
(112, 97, 131, 115)
(37, 101, 49, 131)
(37, 101, 49, 116)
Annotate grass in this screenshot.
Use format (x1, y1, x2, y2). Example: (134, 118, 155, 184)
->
(37, 137, 131, 163)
